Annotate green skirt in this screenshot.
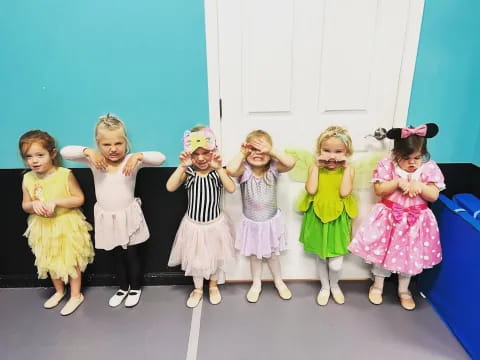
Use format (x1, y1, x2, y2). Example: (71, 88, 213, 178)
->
(299, 204, 352, 259)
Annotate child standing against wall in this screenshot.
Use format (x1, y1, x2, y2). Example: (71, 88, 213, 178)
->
(20, 130, 94, 315)
(227, 129, 295, 302)
(167, 126, 235, 308)
(61, 114, 165, 308)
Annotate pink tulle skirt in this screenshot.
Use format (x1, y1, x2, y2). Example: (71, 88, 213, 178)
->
(236, 210, 287, 259)
(168, 213, 235, 283)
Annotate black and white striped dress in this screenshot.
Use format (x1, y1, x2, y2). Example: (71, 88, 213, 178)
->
(185, 167, 222, 222)
(168, 166, 235, 281)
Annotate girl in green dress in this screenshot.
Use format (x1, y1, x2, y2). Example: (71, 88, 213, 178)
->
(299, 126, 357, 306)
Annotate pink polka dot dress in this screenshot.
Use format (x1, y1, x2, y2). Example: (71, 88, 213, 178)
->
(348, 157, 445, 275)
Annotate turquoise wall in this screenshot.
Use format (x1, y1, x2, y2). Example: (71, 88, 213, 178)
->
(1, 1, 478, 168)
(408, 0, 480, 165)
(0, 1, 209, 168)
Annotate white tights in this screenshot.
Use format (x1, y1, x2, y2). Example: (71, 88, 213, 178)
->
(193, 269, 222, 289)
(372, 265, 411, 293)
(317, 256, 344, 291)
(250, 255, 286, 291)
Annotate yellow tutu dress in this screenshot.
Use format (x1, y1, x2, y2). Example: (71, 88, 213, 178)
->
(23, 167, 94, 283)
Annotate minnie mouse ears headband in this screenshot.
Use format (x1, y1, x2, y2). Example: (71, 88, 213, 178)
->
(183, 127, 217, 152)
(386, 123, 439, 140)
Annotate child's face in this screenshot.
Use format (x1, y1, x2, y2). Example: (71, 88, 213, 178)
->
(398, 151, 423, 173)
(246, 137, 271, 168)
(319, 137, 347, 169)
(97, 129, 127, 164)
(191, 147, 212, 171)
(23, 142, 56, 176)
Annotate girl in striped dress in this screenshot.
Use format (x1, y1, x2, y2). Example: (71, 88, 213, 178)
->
(167, 126, 236, 308)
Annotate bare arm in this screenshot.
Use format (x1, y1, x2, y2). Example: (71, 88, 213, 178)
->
(211, 152, 235, 193)
(305, 163, 319, 195)
(226, 151, 246, 178)
(270, 149, 296, 173)
(166, 151, 191, 192)
(166, 166, 188, 192)
(374, 178, 399, 197)
(22, 182, 51, 217)
(419, 183, 440, 202)
(217, 167, 236, 193)
(339, 166, 355, 197)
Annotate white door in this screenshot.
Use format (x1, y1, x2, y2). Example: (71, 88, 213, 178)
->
(205, 0, 424, 280)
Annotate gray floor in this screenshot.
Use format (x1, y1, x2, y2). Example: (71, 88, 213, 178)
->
(0, 281, 470, 360)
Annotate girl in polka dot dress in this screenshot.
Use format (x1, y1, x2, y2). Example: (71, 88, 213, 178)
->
(348, 123, 445, 310)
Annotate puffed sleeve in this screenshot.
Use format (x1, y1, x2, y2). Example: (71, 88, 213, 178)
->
(238, 162, 252, 184)
(420, 160, 446, 191)
(371, 157, 395, 183)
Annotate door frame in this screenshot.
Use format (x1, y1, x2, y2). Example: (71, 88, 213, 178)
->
(203, 0, 425, 145)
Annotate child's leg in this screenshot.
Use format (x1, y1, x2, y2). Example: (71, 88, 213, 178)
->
(209, 270, 222, 305)
(51, 277, 65, 295)
(124, 245, 143, 307)
(266, 255, 292, 300)
(371, 265, 391, 291)
(126, 245, 142, 291)
(397, 274, 415, 310)
(246, 257, 263, 302)
(69, 267, 82, 298)
(327, 256, 343, 289)
(114, 247, 129, 291)
(250, 256, 263, 291)
(187, 277, 204, 308)
(44, 276, 66, 309)
(60, 267, 84, 316)
(317, 257, 330, 291)
(316, 257, 330, 305)
(368, 265, 391, 305)
(108, 247, 130, 307)
(328, 256, 345, 304)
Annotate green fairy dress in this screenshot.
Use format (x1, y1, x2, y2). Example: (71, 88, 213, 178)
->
(298, 167, 357, 258)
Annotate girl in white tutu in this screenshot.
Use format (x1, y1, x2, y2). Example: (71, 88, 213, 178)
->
(167, 126, 236, 308)
(227, 130, 296, 303)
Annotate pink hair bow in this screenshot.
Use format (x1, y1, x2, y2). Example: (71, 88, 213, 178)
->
(401, 125, 427, 138)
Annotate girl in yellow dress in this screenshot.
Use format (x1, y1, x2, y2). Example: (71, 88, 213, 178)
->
(20, 130, 94, 316)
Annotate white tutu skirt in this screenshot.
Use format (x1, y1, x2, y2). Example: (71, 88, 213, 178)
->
(94, 198, 149, 251)
(236, 210, 287, 259)
(168, 213, 235, 283)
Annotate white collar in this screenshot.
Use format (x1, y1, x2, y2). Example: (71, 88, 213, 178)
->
(394, 163, 424, 180)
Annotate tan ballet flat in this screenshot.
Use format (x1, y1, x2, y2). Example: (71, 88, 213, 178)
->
(368, 285, 383, 305)
(187, 289, 203, 308)
(398, 291, 416, 310)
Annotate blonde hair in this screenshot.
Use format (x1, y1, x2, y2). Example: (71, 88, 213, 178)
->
(19, 130, 61, 167)
(245, 129, 273, 145)
(316, 126, 353, 156)
(95, 113, 130, 152)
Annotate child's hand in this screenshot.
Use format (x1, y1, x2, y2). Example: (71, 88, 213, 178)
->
(210, 152, 223, 170)
(335, 154, 348, 168)
(123, 153, 143, 176)
(316, 155, 329, 167)
(45, 201, 57, 217)
(249, 138, 272, 155)
(32, 200, 49, 217)
(240, 143, 251, 158)
(398, 178, 410, 194)
(407, 180, 423, 197)
(179, 151, 193, 167)
(84, 149, 108, 171)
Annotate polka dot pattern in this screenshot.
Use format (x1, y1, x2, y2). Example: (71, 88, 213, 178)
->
(348, 157, 444, 275)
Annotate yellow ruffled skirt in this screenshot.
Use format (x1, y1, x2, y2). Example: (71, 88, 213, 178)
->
(23, 210, 94, 283)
